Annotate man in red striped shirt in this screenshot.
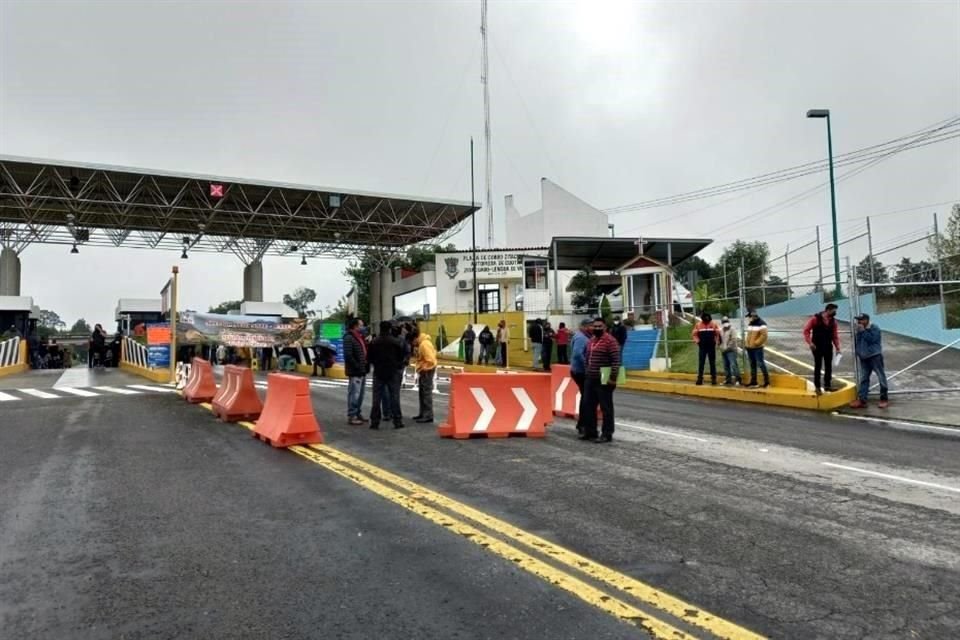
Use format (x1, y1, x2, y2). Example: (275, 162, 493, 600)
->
(580, 317, 621, 444)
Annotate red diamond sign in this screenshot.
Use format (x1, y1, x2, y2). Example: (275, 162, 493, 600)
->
(209, 183, 224, 198)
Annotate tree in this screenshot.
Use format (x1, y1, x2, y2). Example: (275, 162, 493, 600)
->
(324, 297, 349, 323)
(569, 267, 601, 313)
(37, 309, 65, 332)
(599, 294, 613, 326)
(675, 255, 713, 286)
(930, 203, 960, 280)
(208, 300, 242, 314)
(283, 287, 318, 319)
(762, 275, 791, 306)
(856, 256, 888, 284)
(716, 240, 771, 308)
(892, 257, 939, 299)
(69, 318, 91, 334)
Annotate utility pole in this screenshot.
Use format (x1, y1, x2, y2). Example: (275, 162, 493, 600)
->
(470, 138, 478, 324)
(481, 0, 494, 248)
(866, 216, 875, 284)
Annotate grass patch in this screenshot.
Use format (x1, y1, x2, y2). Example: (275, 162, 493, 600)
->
(657, 325, 698, 373)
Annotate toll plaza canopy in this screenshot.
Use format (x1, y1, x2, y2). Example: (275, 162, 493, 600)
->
(548, 236, 712, 271)
(0, 155, 478, 261)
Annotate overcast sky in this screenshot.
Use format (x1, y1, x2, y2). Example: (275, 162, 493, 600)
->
(2, 0, 958, 327)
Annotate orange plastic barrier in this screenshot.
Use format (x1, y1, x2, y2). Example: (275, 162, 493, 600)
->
(439, 373, 552, 439)
(253, 373, 324, 448)
(183, 357, 217, 404)
(212, 365, 263, 422)
(551, 364, 581, 419)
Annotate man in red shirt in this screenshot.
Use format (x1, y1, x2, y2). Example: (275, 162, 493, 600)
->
(803, 303, 841, 394)
(580, 317, 621, 444)
(555, 322, 571, 364)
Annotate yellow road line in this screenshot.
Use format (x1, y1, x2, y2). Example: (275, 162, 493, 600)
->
(285, 444, 692, 639)
(310, 443, 764, 640)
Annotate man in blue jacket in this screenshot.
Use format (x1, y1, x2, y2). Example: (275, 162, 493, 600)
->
(569, 319, 592, 435)
(850, 313, 889, 409)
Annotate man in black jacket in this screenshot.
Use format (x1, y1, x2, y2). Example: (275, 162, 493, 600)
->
(343, 318, 369, 425)
(367, 321, 406, 430)
(461, 324, 476, 364)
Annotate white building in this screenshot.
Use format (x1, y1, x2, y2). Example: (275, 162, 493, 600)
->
(369, 179, 711, 325)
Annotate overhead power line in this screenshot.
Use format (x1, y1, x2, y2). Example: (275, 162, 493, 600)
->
(605, 115, 960, 214)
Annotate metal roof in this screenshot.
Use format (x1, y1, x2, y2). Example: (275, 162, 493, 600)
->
(549, 236, 712, 271)
(0, 155, 478, 261)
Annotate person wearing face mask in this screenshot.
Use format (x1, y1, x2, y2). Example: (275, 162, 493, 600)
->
(803, 303, 841, 394)
(580, 317, 621, 444)
(719, 316, 742, 386)
(611, 316, 628, 349)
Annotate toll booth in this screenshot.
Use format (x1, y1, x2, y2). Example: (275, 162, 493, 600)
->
(115, 298, 164, 336)
(0, 295, 36, 338)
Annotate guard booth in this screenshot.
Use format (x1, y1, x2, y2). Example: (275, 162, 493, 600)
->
(0, 295, 37, 338)
(115, 298, 164, 336)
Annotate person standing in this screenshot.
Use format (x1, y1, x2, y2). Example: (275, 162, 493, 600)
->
(413, 329, 437, 424)
(367, 321, 406, 430)
(343, 318, 369, 425)
(542, 322, 555, 372)
(581, 317, 621, 444)
(611, 316, 628, 349)
(496, 320, 509, 367)
(803, 303, 841, 394)
(850, 313, 889, 409)
(461, 324, 476, 365)
(90, 324, 106, 368)
(529, 319, 544, 369)
(555, 322, 570, 364)
(569, 318, 592, 435)
(477, 325, 495, 365)
(692, 312, 721, 386)
(744, 311, 770, 388)
(719, 316, 742, 386)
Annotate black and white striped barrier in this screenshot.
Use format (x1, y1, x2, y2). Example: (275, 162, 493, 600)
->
(0, 337, 22, 367)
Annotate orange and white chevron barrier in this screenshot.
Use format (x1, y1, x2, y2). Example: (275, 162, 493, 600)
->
(212, 365, 263, 422)
(439, 373, 552, 439)
(253, 373, 324, 448)
(551, 365, 580, 419)
(183, 357, 217, 404)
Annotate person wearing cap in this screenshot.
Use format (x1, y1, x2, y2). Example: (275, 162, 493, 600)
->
(719, 316, 742, 386)
(850, 313, 889, 409)
(744, 311, 770, 388)
(569, 318, 593, 435)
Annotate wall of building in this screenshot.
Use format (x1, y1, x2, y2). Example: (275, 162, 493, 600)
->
(504, 178, 610, 247)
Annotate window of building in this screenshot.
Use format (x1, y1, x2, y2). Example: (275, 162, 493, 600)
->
(524, 260, 548, 290)
(478, 283, 500, 314)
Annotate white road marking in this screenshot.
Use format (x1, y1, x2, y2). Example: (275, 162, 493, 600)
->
(93, 386, 141, 395)
(822, 462, 960, 494)
(831, 411, 960, 435)
(0, 391, 19, 402)
(554, 377, 570, 412)
(615, 421, 710, 443)
(512, 387, 536, 432)
(470, 388, 496, 432)
(20, 388, 61, 399)
(56, 387, 100, 397)
(128, 385, 178, 393)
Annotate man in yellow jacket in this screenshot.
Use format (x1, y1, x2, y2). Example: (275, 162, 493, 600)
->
(414, 330, 437, 424)
(744, 311, 770, 388)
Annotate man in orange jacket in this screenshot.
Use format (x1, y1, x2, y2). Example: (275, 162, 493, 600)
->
(692, 312, 722, 386)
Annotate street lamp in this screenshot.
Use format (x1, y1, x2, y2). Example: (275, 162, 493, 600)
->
(806, 108, 841, 297)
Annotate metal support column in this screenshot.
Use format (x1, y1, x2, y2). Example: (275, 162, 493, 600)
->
(934, 212, 946, 327)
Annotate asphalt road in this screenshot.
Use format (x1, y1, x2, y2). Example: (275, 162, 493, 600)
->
(2, 367, 959, 639)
